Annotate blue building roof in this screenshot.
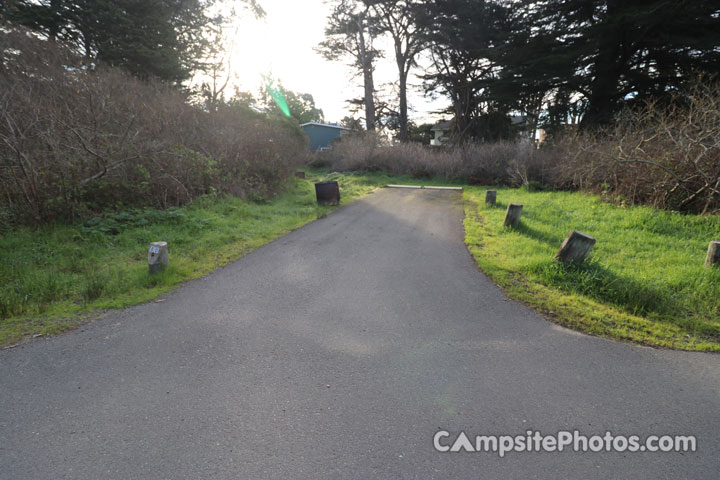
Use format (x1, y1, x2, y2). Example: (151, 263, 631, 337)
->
(299, 122, 349, 151)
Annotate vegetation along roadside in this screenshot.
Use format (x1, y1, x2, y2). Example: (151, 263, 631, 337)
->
(3, 169, 718, 352)
(463, 187, 720, 352)
(0, 172, 385, 348)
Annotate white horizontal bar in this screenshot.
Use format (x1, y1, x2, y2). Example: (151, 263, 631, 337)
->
(386, 184, 462, 190)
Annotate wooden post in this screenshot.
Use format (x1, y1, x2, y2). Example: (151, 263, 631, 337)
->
(148, 241, 169, 274)
(555, 230, 596, 263)
(314, 181, 340, 206)
(706, 241, 720, 267)
(503, 203, 523, 227)
(485, 190, 497, 206)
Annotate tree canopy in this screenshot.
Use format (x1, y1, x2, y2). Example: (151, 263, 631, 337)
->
(4, 0, 263, 84)
(363, 0, 426, 141)
(414, 0, 720, 139)
(318, 0, 380, 131)
(259, 83, 325, 124)
(500, 0, 720, 129)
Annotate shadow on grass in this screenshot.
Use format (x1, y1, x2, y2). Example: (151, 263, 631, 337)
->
(531, 259, 685, 322)
(477, 199, 507, 211)
(513, 222, 565, 247)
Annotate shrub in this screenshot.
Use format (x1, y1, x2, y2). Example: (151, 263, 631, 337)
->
(0, 24, 307, 226)
(321, 81, 720, 216)
(550, 82, 720, 214)
(318, 132, 550, 186)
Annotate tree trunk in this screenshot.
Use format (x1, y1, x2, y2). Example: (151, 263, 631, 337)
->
(580, 1, 624, 130)
(398, 67, 409, 142)
(582, 36, 623, 129)
(363, 66, 376, 131)
(453, 95, 466, 140)
(48, 0, 62, 43)
(357, 27, 376, 131)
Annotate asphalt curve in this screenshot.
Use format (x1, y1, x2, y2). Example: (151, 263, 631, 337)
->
(1, 188, 719, 479)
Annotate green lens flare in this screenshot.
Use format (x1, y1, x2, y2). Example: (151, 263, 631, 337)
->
(263, 76, 291, 118)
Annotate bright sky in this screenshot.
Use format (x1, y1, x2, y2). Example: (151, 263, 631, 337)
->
(222, 0, 449, 124)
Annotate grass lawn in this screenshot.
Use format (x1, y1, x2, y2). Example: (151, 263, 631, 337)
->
(463, 187, 720, 351)
(3, 169, 718, 351)
(0, 171, 389, 347)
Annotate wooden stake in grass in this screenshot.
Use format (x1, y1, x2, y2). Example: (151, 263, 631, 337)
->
(555, 230, 596, 263)
(314, 181, 340, 206)
(706, 241, 720, 267)
(148, 241, 169, 274)
(485, 190, 497, 206)
(504, 203, 523, 227)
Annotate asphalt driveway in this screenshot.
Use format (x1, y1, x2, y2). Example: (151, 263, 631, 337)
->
(1, 188, 719, 479)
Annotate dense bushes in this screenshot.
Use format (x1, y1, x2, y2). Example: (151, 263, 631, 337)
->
(551, 83, 720, 214)
(314, 134, 550, 187)
(0, 25, 307, 227)
(319, 83, 720, 215)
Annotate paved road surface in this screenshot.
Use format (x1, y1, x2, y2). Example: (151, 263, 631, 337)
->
(2, 188, 719, 479)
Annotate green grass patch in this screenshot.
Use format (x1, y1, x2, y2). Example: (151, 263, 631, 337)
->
(0, 172, 385, 347)
(5, 169, 717, 352)
(464, 186, 720, 351)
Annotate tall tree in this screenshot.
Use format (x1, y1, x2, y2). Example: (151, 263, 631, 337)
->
(503, 0, 720, 129)
(5, 0, 267, 84)
(284, 90, 325, 124)
(364, 0, 425, 142)
(96, 1, 195, 82)
(340, 115, 365, 132)
(419, 0, 510, 141)
(317, 0, 380, 131)
(196, 2, 265, 111)
(260, 82, 325, 124)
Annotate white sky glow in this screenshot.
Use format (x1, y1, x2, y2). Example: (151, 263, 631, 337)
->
(223, 0, 448, 124)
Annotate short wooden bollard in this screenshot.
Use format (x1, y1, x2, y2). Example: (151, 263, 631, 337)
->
(503, 203, 523, 227)
(706, 241, 720, 267)
(148, 241, 169, 274)
(295, 171, 306, 179)
(315, 181, 340, 206)
(555, 230, 596, 263)
(485, 190, 497, 206)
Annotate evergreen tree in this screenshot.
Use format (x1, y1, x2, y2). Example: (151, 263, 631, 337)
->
(502, 0, 720, 129)
(260, 83, 325, 124)
(4, 0, 237, 84)
(363, 0, 426, 142)
(419, 0, 511, 141)
(317, 0, 380, 131)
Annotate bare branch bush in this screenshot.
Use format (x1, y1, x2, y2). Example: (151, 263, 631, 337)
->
(552, 82, 720, 214)
(318, 133, 548, 185)
(0, 25, 306, 226)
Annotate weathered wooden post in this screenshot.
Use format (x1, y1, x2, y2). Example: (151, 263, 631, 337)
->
(315, 180, 340, 206)
(148, 241, 169, 274)
(706, 241, 720, 267)
(503, 203, 523, 227)
(295, 171, 306, 179)
(555, 230, 596, 263)
(485, 190, 497, 206)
